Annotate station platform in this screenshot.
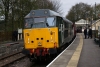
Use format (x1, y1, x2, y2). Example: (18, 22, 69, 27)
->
(47, 33, 100, 67)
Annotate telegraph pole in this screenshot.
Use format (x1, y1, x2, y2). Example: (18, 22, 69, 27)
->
(95, 2, 96, 20)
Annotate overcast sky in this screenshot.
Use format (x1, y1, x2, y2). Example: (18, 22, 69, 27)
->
(60, 0, 100, 17)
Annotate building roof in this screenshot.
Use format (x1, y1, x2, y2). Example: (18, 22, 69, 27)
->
(75, 19, 89, 24)
(92, 19, 100, 25)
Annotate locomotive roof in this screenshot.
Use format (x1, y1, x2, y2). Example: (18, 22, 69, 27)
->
(24, 9, 73, 24)
(63, 17, 73, 24)
(25, 9, 61, 18)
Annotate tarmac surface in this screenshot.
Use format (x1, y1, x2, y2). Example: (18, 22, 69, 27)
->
(47, 33, 81, 67)
(47, 33, 100, 67)
(78, 34, 100, 67)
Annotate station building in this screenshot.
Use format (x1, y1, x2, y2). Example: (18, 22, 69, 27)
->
(75, 19, 90, 32)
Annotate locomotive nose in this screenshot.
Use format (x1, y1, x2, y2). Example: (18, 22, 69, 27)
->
(24, 28, 58, 49)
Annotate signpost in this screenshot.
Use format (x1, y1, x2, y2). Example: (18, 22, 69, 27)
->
(18, 28, 22, 40)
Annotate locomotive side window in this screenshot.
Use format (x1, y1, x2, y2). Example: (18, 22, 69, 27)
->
(64, 21, 68, 38)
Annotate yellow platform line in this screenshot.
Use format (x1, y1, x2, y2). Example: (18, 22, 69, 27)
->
(66, 34, 83, 67)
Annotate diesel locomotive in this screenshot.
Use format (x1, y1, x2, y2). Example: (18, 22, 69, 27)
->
(23, 9, 76, 61)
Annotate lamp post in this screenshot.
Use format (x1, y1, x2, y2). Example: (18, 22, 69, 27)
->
(95, 2, 96, 38)
(86, 11, 89, 28)
(91, 16, 93, 29)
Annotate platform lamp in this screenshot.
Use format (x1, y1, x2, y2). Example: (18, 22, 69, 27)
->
(86, 18, 88, 28)
(91, 16, 93, 30)
(95, 2, 97, 38)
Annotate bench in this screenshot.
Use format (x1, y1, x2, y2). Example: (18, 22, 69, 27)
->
(94, 38, 99, 44)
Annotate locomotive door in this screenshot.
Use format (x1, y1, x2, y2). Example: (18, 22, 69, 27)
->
(57, 17, 64, 46)
(61, 23, 64, 43)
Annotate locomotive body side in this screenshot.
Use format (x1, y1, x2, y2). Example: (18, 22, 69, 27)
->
(56, 17, 74, 48)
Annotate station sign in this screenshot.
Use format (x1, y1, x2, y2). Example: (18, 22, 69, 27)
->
(18, 28, 22, 33)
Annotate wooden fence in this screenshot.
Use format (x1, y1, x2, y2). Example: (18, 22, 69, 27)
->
(0, 32, 12, 42)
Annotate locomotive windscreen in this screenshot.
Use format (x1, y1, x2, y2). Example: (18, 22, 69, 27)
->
(25, 17, 56, 28)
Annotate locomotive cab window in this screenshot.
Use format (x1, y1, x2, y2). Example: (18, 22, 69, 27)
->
(47, 17, 56, 27)
(32, 17, 46, 28)
(25, 17, 56, 28)
(25, 17, 46, 28)
(34, 18, 45, 23)
(25, 18, 33, 28)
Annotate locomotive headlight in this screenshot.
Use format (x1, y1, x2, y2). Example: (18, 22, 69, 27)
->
(54, 42, 57, 48)
(27, 33, 29, 36)
(32, 12, 34, 15)
(50, 31, 53, 35)
(44, 11, 48, 14)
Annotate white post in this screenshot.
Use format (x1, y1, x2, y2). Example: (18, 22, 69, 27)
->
(18, 34, 19, 40)
(21, 34, 22, 40)
(18, 28, 22, 40)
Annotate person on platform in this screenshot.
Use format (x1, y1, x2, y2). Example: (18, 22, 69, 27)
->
(12, 30, 18, 41)
(84, 27, 87, 39)
(88, 27, 92, 38)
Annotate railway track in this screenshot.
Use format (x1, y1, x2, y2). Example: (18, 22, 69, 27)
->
(0, 52, 25, 67)
(1, 43, 70, 67)
(0, 37, 75, 67)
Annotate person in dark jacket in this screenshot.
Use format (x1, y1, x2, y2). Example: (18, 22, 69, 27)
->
(84, 28, 87, 39)
(88, 27, 92, 38)
(12, 30, 18, 41)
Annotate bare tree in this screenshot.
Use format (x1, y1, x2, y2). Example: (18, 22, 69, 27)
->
(49, 0, 62, 14)
(0, 0, 62, 31)
(66, 2, 92, 22)
(92, 3, 100, 19)
(1, 0, 10, 31)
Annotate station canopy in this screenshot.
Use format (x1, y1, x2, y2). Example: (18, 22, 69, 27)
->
(75, 19, 89, 24)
